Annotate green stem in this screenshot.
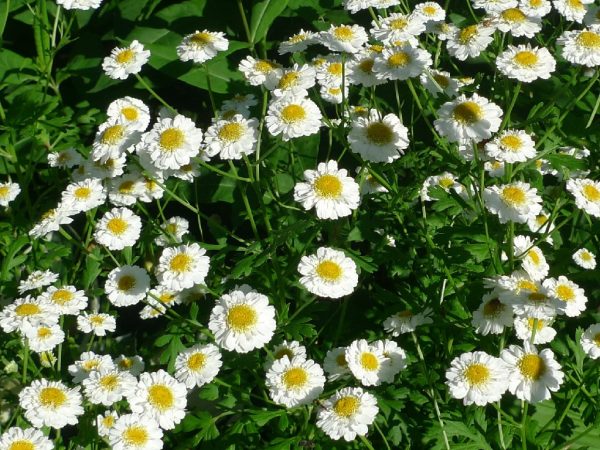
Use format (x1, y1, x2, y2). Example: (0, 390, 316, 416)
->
(135, 74, 176, 113)
(236, 0, 253, 50)
(373, 421, 392, 450)
(198, 159, 251, 182)
(359, 435, 377, 450)
(204, 64, 218, 115)
(500, 81, 521, 130)
(22, 338, 29, 384)
(521, 401, 529, 450)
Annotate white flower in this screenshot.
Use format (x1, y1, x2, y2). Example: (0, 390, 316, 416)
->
(29, 205, 75, 239)
(485, 129, 537, 163)
(375, 339, 408, 381)
(61, 178, 106, 212)
(127, 370, 187, 430)
(108, 414, 163, 450)
(505, 284, 556, 319)
(56, 0, 102, 10)
(473, 0, 518, 12)
(356, 167, 389, 196)
(566, 178, 600, 217)
(18, 270, 59, 294)
(48, 148, 82, 168)
(514, 316, 557, 344)
(23, 322, 65, 353)
(107, 97, 151, 132)
(137, 115, 203, 170)
(348, 110, 409, 163)
(383, 308, 433, 335)
(501, 342, 564, 403)
(414, 2, 446, 22)
(369, 13, 426, 43)
(491, 7, 542, 38)
(520, 0, 553, 17)
(208, 286, 276, 353)
(83, 154, 127, 180)
(420, 69, 460, 98)
(543, 276, 587, 317)
(0, 427, 53, 450)
(346, 50, 385, 87)
(94, 207, 142, 250)
(68, 352, 115, 383)
(580, 323, 600, 359)
(97, 411, 119, 438)
(108, 172, 144, 206)
(373, 44, 432, 81)
(106, 265, 150, 307)
(204, 114, 258, 160)
(91, 120, 139, 163)
(421, 172, 463, 201)
(266, 356, 326, 407)
(445, 351, 509, 406)
(496, 44, 556, 82)
(294, 160, 360, 220)
(177, 30, 229, 64)
(554, 0, 588, 23)
(323, 346, 351, 381)
(102, 40, 150, 80)
(268, 63, 316, 98)
(77, 312, 116, 336)
(447, 24, 495, 61)
(513, 235, 549, 281)
(154, 216, 189, 247)
(265, 340, 308, 370)
(472, 293, 514, 335)
(279, 29, 316, 54)
(298, 247, 358, 299)
(238, 56, 281, 86)
(174, 344, 222, 389)
(39, 285, 87, 315)
(434, 94, 503, 143)
(19, 379, 84, 428)
(83, 369, 137, 406)
(316, 387, 379, 441)
(345, 339, 391, 386)
(315, 56, 345, 89)
(573, 248, 596, 269)
(265, 95, 322, 141)
(527, 211, 555, 237)
(155, 243, 210, 291)
(0, 296, 58, 334)
(483, 182, 543, 224)
(0, 181, 20, 207)
(320, 24, 368, 53)
(558, 25, 600, 67)
(114, 355, 145, 376)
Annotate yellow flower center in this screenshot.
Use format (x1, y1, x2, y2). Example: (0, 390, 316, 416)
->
(118, 358, 133, 370)
(102, 415, 115, 428)
(218, 122, 245, 142)
(255, 60, 276, 73)
(117, 275, 137, 292)
(366, 122, 394, 145)
(439, 177, 454, 189)
(115, 49, 135, 64)
(315, 260, 342, 282)
(500, 135, 522, 151)
(593, 333, 600, 346)
(568, 0, 584, 10)
(106, 217, 129, 235)
(15, 303, 41, 316)
(336, 354, 348, 367)
(483, 298, 504, 317)
(226, 304, 258, 332)
(169, 253, 192, 273)
(333, 26, 354, 41)
(282, 367, 308, 389)
(500, 185, 527, 207)
(527, 249, 541, 265)
(121, 107, 139, 121)
(83, 360, 100, 371)
(100, 374, 120, 391)
(453, 101, 482, 124)
(527, 318, 545, 330)
(334, 396, 359, 417)
(423, 5, 437, 15)
(459, 25, 479, 44)
(530, 0, 542, 6)
(580, 251, 593, 261)
(159, 128, 185, 152)
(369, 44, 384, 53)
(518, 354, 545, 380)
(281, 104, 306, 123)
(123, 426, 149, 446)
(514, 51, 538, 67)
(314, 174, 342, 198)
(190, 32, 213, 46)
(357, 59, 373, 75)
(578, 31, 600, 48)
(289, 33, 308, 44)
(74, 187, 92, 200)
(37, 327, 52, 339)
(360, 352, 379, 371)
(278, 72, 300, 89)
(555, 284, 575, 302)
(147, 384, 174, 410)
(328, 62, 343, 76)
(582, 183, 600, 202)
(501, 8, 526, 22)
(101, 125, 125, 145)
(39, 387, 67, 408)
(41, 208, 56, 220)
(464, 363, 490, 386)
(8, 441, 35, 450)
(90, 315, 105, 326)
(398, 310, 413, 318)
(433, 74, 450, 88)
(119, 180, 135, 194)
(0, 186, 9, 198)
(187, 352, 206, 371)
(52, 289, 74, 305)
(158, 293, 176, 304)
(387, 51, 411, 68)
(390, 18, 408, 30)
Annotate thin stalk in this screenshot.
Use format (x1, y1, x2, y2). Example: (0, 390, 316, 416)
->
(500, 81, 521, 130)
(236, 0, 253, 50)
(373, 421, 392, 450)
(359, 436, 377, 450)
(507, 221, 515, 272)
(135, 74, 176, 113)
(204, 64, 218, 115)
(22, 338, 29, 384)
(521, 401, 529, 450)
(198, 159, 251, 182)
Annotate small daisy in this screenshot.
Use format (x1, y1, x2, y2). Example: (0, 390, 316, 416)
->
(445, 351, 509, 406)
(316, 387, 379, 441)
(0, 181, 21, 207)
(108, 414, 163, 450)
(23, 322, 65, 353)
(414, 2, 446, 22)
(83, 154, 127, 180)
(68, 352, 115, 384)
(0, 427, 53, 450)
(383, 308, 433, 336)
(77, 312, 117, 336)
(573, 248, 596, 269)
(294, 160, 360, 220)
(91, 120, 139, 163)
(0, 296, 57, 334)
(376, 339, 408, 382)
(174, 344, 222, 389)
(107, 97, 151, 132)
(97, 410, 119, 438)
(268, 63, 316, 98)
(29, 205, 75, 239)
(369, 13, 426, 43)
(558, 25, 600, 67)
(554, 0, 588, 23)
(528, 211, 555, 237)
(204, 114, 259, 160)
(48, 148, 83, 168)
(447, 24, 495, 61)
(298, 247, 359, 299)
(543, 276, 587, 317)
(264, 340, 308, 370)
(514, 316, 557, 344)
(105, 265, 151, 307)
(238, 56, 281, 86)
(356, 167, 389, 196)
(102, 40, 150, 80)
(279, 29, 316, 54)
(114, 355, 145, 376)
(420, 172, 463, 201)
(320, 24, 368, 53)
(501, 342, 564, 403)
(483, 182, 543, 224)
(266, 356, 326, 408)
(83, 368, 137, 406)
(512, 235, 549, 281)
(496, 44, 556, 82)
(473, 0, 518, 12)
(56, 0, 102, 9)
(373, 44, 432, 81)
(154, 216, 189, 247)
(520, 0, 553, 17)
(346, 50, 386, 87)
(485, 160, 506, 177)
(208, 286, 277, 353)
(155, 243, 210, 291)
(580, 323, 600, 359)
(472, 293, 514, 335)
(19, 378, 84, 428)
(348, 110, 409, 163)
(485, 129, 537, 162)
(323, 346, 352, 381)
(492, 7, 541, 38)
(420, 69, 460, 98)
(177, 30, 229, 63)
(345, 339, 391, 387)
(61, 178, 106, 212)
(566, 178, 600, 217)
(314, 56, 345, 89)
(18, 270, 59, 294)
(94, 207, 142, 250)
(434, 94, 503, 143)
(108, 172, 144, 206)
(265, 95, 322, 141)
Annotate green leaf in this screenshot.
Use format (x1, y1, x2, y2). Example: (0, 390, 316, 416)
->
(250, 0, 289, 43)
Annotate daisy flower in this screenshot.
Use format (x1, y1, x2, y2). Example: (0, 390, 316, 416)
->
(558, 25, 600, 67)
(91, 120, 139, 163)
(0, 427, 53, 450)
(383, 308, 433, 335)
(19, 379, 84, 428)
(108, 414, 163, 450)
(0, 296, 57, 334)
(473, 0, 518, 12)
(39, 285, 87, 315)
(492, 7, 541, 38)
(155, 243, 210, 291)
(264, 340, 308, 370)
(485, 129, 537, 162)
(83, 154, 127, 179)
(56, 0, 102, 10)
(48, 148, 82, 168)
(345, 339, 392, 386)
(108, 172, 144, 206)
(83, 368, 136, 407)
(77, 312, 116, 336)
(208, 286, 277, 353)
(102, 40, 150, 80)
(520, 0, 553, 17)
(501, 342, 564, 403)
(580, 323, 600, 359)
(543, 276, 587, 317)
(496, 44, 556, 82)
(294, 160, 360, 220)
(414, 2, 446, 22)
(114, 354, 145, 376)
(420, 172, 463, 201)
(23, 322, 65, 353)
(320, 85, 348, 104)
(485, 160, 506, 177)
(105, 265, 150, 307)
(369, 13, 426, 43)
(512, 235, 549, 281)
(18, 270, 59, 294)
(507, 285, 556, 319)
(68, 352, 115, 383)
(445, 351, 509, 406)
(29, 205, 75, 239)
(314, 55, 345, 89)
(238, 56, 281, 86)
(373, 44, 432, 81)
(298, 247, 359, 299)
(375, 339, 408, 382)
(514, 316, 557, 344)
(356, 167, 389, 196)
(420, 69, 460, 98)
(348, 110, 409, 163)
(177, 30, 229, 63)
(61, 178, 106, 212)
(323, 346, 352, 381)
(573, 248, 596, 269)
(174, 344, 222, 389)
(566, 178, 600, 217)
(446, 24, 495, 61)
(0, 181, 20, 207)
(94, 207, 142, 250)
(269, 63, 316, 98)
(483, 182, 543, 224)
(472, 293, 514, 335)
(107, 97, 151, 132)
(127, 370, 187, 430)
(320, 24, 368, 53)
(154, 216, 189, 247)
(279, 29, 316, 54)
(204, 114, 259, 160)
(346, 50, 386, 87)
(554, 0, 587, 23)
(97, 410, 119, 438)
(266, 356, 326, 408)
(316, 387, 379, 441)
(137, 114, 203, 170)
(265, 95, 322, 141)
(434, 93, 503, 143)
(528, 210, 555, 236)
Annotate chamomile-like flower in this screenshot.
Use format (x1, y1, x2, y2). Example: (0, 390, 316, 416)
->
(492, 7, 541, 38)
(107, 97, 151, 132)
(177, 30, 229, 63)
(483, 182, 543, 224)
(420, 172, 463, 201)
(56, 0, 102, 9)
(420, 69, 460, 97)
(369, 13, 426, 43)
(77, 312, 116, 337)
(83, 369, 137, 406)
(265, 95, 322, 141)
(543, 276, 587, 317)
(23, 322, 65, 353)
(580, 323, 600, 359)
(154, 216, 189, 247)
(485, 129, 537, 162)
(105, 265, 150, 307)
(102, 40, 150, 80)
(279, 29, 316, 54)
(94, 207, 142, 250)
(383, 308, 433, 335)
(115, 355, 145, 376)
(472, 292, 514, 335)
(265, 340, 308, 370)
(323, 346, 352, 381)
(39, 285, 87, 315)
(174, 344, 222, 389)
(414, 2, 446, 22)
(573, 248, 596, 269)
(566, 178, 600, 217)
(18, 270, 59, 294)
(473, 0, 518, 12)
(0, 181, 21, 207)
(346, 50, 386, 87)
(345, 339, 392, 386)
(512, 235, 549, 281)
(266, 356, 326, 408)
(298, 247, 359, 299)
(373, 44, 432, 81)
(92, 120, 139, 163)
(97, 411, 119, 438)
(0, 427, 53, 450)
(48, 148, 82, 168)
(269, 64, 316, 98)
(29, 206, 75, 239)
(204, 114, 258, 160)
(554, 0, 588, 23)
(61, 178, 106, 212)
(348, 110, 409, 163)
(155, 243, 210, 291)
(108, 414, 163, 450)
(514, 316, 557, 344)
(558, 25, 600, 67)
(238, 56, 281, 86)
(19, 379, 84, 428)
(447, 24, 495, 61)
(0, 296, 57, 334)
(320, 24, 368, 53)
(520, 0, 553, 17)
(496, 44, 556, 82)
